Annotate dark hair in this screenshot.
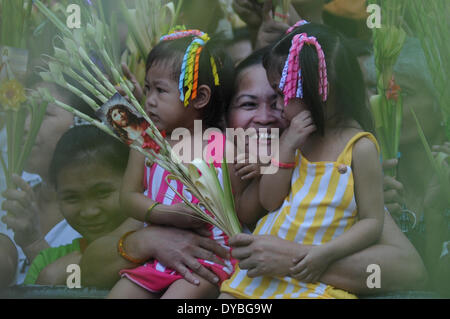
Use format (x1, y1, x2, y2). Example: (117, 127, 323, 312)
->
(235, 46, 271, 79)
(263, 23, 374, 134)
(145, 35, 235, 129)
(49, 126, 129, 187)
(224, 46, 272, 116)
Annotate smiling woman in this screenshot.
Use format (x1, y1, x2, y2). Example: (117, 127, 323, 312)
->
(226, 47, 289, 227)
(23, 125, 129, 285)
(55, 162, 125, 243)
(228, 53, 288, 137)
(49, 126, 129, 242)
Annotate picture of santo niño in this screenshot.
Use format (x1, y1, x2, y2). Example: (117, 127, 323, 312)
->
(96, 93, 162, 152)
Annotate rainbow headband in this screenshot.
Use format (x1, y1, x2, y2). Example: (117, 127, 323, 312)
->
(160, 29, 220, 107)
(279, 32, 328, 106)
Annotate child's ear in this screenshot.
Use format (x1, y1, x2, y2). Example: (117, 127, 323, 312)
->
(191, 85, 211, 110)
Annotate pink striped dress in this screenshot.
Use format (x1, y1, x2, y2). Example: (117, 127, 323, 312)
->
(120, 133, 236, 293)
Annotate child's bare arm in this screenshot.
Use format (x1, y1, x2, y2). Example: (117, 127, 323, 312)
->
(259, 142, 296, 212)
(291, 138, 385, 282)
(260, 111, 316, 212)
(120, 149, 203, 229)
(328, 137, 385, 257)
(120, 148, 149, 221)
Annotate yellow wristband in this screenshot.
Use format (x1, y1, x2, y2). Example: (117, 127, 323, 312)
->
(145, 202, 160, 223)
(117, 231, 147, 264)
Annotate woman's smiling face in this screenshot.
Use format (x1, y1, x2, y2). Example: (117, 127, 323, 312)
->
(56, 161, 127, 243)
(228, 65, 289, 148)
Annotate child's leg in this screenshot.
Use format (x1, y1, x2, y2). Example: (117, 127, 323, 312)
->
(161, 276, 219, 299)
(107, 277, 160, 299)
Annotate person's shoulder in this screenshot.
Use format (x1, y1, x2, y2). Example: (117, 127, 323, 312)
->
(352, 132, 379, 156)
(351, 132, 380, 169)
(33, 238, 81, 267)
(339, 126, 377, 152)
(354, 135, 377, 150)
(38, 238, 82, 261)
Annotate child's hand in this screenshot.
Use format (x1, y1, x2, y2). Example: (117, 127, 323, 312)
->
(289, 246, 331, 283)
(115, 63, 144, 103)
(281, 110, 316, 151)
(234, 153, 262, 180)
(164, 203, 209, 235)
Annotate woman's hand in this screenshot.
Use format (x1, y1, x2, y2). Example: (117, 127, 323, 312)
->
(146, 226, 230, 286)
(230, 233, 311, 278)
(382, 159, 405, 216)
(424, 141, 450, 212)
(234, 162, 260, 180)
(1, 174, 43, 248)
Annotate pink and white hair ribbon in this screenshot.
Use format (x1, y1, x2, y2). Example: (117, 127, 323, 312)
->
(285, 19, 309, 34)
(279, 33, 328, 106)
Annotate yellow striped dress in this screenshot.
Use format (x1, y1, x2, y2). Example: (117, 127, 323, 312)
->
(221, 132, 379, 299)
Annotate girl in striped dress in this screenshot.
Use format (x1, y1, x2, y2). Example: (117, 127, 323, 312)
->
(107, 29, 237, 299)
(220, 23, 385, 299)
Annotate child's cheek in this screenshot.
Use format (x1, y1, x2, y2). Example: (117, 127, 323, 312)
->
(285, 103, 300, 121)
(286, 98, 308, 120)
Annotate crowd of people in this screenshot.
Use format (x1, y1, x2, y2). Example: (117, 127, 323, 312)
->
(0, 0, 448, 299)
